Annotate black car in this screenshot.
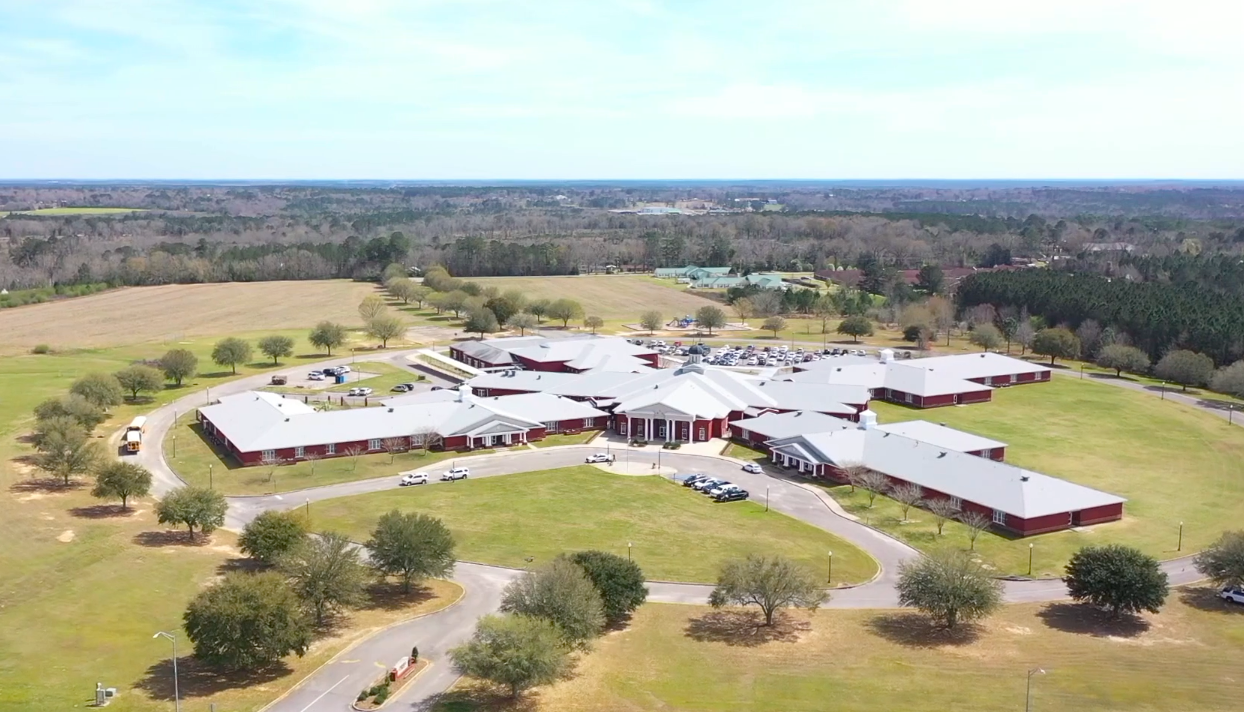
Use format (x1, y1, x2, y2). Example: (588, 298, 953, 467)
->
(714, 489, 750, 502)
(682, 474, 710, 487)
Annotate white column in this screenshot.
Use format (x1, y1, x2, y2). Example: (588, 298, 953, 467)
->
(666, 418, 672, 442)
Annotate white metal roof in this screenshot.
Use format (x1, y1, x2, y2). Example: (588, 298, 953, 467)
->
(908, 352, 1051, 380)
(730, 410, 855, 440)
(875, 420, 1007, 453)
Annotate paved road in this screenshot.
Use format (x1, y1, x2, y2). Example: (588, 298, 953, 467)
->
(128, 352, 1212, 711)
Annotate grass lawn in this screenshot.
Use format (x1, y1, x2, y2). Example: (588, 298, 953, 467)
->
(531, 431, 600, 448)
(312, 466, 878, 584)
(323, 361, 424, 393)
(438, 590, 1244, 712)
(722, 442, 768, 462)
(165, 412, 496, 495)
(830, 377, 1244, 576)
(465, 275, 724, 320)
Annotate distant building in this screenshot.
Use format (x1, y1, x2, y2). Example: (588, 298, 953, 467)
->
(450, 335, 659, 373)
(691, 273, 785, 290)
(653, 265, 732, 280)
(1083, 242, 1135, 253)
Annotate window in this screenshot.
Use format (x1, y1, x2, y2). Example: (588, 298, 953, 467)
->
(698, 427, 706, 440)
(585, 417, 595, 428)
(326, 443, 336, 455)
(548, 420, 559, 433)
(619, 421, 627, 435)
(992, 509, 1006, 525)
(905, 392, 913, 404)
(261, 449, 276, 462)
(368, 439, 381, 451)
(950, 496, 962, 509)
(294, 446, 305, 459)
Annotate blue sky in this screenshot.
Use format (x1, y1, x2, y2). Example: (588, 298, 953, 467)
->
(2, 0, 1241, 179)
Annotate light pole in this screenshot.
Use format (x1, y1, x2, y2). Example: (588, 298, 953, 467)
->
(171, 435, 177, 458)
(628, 542, 633, 561)
(1028, 543, 1034, 576)
(153, 631, 181, 712)
(827, 551, 833, 584)
(765, 486, 770, 512)
(1178, 521, 1184, 551)
(305, 498, 311, 525)
(1161, 381, 1167, 400)
(208, 463, 213, 490)
(1025, 668, 1045, 712)
(1230, 405, 1236, 425)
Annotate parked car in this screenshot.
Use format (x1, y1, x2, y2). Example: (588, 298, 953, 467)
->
(693, 477, 726, 492)
(347, 386, 373, 396)
(308, 372, 325, 381)
(742, 462, 763, 474)
(585, 453, 615, 463)
(441, 467, 470, 481)
(399, 472, 428, 486)
(709, 483, 740, 496)
(682, 474, 711, 487)
(391, 382, 418, 392)
(714, 489, 750, 502)
(1220, 586, 1244, 604)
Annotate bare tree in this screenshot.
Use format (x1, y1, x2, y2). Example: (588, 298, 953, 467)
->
(261, 453, 282, 483)
(855, 470, 890, 508)
(889, 482, 924, 522)
(411, 426, 441, 454)
(959, 511, 993, 550)
(383, 437, 407, 463)
(841, 463, 870, 493)
(927, 497, 961, 535)
(302, 451, 321, 476)
(344, 445, 365, 472)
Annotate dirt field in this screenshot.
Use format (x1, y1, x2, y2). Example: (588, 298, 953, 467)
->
(0, 280, 377, 353)
(471, 275, 723, 320)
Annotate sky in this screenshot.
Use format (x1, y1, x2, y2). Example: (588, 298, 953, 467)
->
(1, 0, 1242, 180)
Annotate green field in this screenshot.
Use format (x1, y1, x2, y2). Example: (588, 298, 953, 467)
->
(828, 377, 1244, 576)
(530, 431, 599, 448)
(440, 592, 1244, 712)
(312, 466, 878, 584)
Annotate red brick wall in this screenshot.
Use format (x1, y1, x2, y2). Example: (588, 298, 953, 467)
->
(1074, 502, 1124, 526)
(1012, 512, 1073, 536)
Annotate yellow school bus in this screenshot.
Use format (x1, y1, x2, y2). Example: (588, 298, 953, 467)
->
(124, 416, 147, 453)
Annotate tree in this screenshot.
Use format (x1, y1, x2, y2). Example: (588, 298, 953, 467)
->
(927, 296, 956, 346)
(438, 290, 469, 318)
(708, 554, 826, 626)
(212, 337, 253, 374)
(500, 558, 605, 645)
(309, 321, 347, 356)
(35, 426, 101, 485)
(1075, 319, 1105, 359)
(159, 348, 198, 386)
(239, 510, 308, 565)
(1154, 349, 1214, 391)
(968, 324, 1003, 351)
(1096, 344, 1151, 377)
(896, 550, 1003, 629)
(837, 315, 873, 343)
(506, 312, 538, 336)
(732, 298, 754, 325)
(1194, 531, 1244, 589)
(382, 437, 407, 463)
(1210, 360, 1244, 398)
(959, 511, 992, 550)
(366, 315, 406, 348)
(115, 364, 165, 401)
(1014, 320, 1036, 355)
(92, 461, 152, 509)
(156, 486, 228, 541)
(583, 315, 604, 334)
(812, 295, 837, 333)
(889, 482, 924, 521)
(281, 531, 368, 626)
(915, 264, 945, 294)
(464, 308, 500, 337)
(854, 470, 890, 508)
(927, 497, 961, 536)
(358, 295, 387, 321)
(409, 285, 432, 309)
(184, 571, 312, 671)
(70, 372, 123, 408)
(450, 614, 570, 699)
(567, 550, 648, 627)
(367, 510, 455, 592)
(1064, 544, 1169, 619)
(526, 299, 551, 324)
(344, 444, 365, 471)
(639, 310, 663, 334)
(34, 394, 105, 432)
(484, 290, 526, 325)
(258, 335, 295, 365)
(1032, 327, 1079, 365)
(761, 316, 786, 337)
(751, 290, 782, 317)
(695, 305, 726, 335)
(547, 298, 584, 328)
(387, 278, 419, 304)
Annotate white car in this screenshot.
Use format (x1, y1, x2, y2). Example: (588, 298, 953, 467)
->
(399, 472, 428, 486)
(308, 372, 325, 381)
(1220, 586, 1244, 604)
(742, 462, 763, 474)
(348, 386, 374, 397)
(693, 478, 725, 492)
(585, 453, 615, 463)
(709, 483, 741, 496)
(441, 467, 470, 481)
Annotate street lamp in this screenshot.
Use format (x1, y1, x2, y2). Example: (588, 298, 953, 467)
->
(1161, 381, 1167, 400)
(1178, 521, 1184, 551)
(1025, 668, 1046, 712)
(152, 631, 181, 712)
(305, 498, 311, 524)
(628, 542, 633, 561)
(1028, 543, 1034, 576)
(208, 463, 213, 490)
(171, 435, 177, 458)
(827, 551, 833, 584)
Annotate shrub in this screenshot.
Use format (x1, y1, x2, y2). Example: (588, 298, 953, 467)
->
(31, 344, 51, 354)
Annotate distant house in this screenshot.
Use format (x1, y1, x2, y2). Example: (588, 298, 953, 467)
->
(654, 265, 732, 279)
(691, 273, 785, 290)
(1083, 242, 1135, 254)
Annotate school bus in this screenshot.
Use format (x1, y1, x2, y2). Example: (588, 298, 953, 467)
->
(124, 416, 147, 453)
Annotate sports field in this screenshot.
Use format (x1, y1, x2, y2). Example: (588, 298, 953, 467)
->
(0, 280, 379, 353)
(470, 275, 723, 320)
(830, 376, 1244, 576)
(439, 592, 1244, 711)
(311, 466, 878, 584)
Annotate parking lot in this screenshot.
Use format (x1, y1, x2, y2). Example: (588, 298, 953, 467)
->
(629, 338, 911, 369)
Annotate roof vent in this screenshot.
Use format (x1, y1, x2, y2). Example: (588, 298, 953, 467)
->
(938, 451, 946, 458)
(981, 353, 987, 358)
(285, 417, 290, 422)
(388, 407, 394, 413)
(1020, 475, 1030, 481)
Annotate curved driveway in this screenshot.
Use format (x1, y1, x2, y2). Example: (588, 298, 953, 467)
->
(130, 351, 1208, 711)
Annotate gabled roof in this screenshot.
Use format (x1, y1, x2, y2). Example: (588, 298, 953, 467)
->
(730, 410, 854, 440)
(905, 352, 1051, 381)
(874, 420, 1007, 453)
(768, 429, 1124, 519)
(453, 340, 516, 365)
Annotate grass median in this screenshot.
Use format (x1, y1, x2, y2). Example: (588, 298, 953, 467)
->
(311, 465, 877, 584)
